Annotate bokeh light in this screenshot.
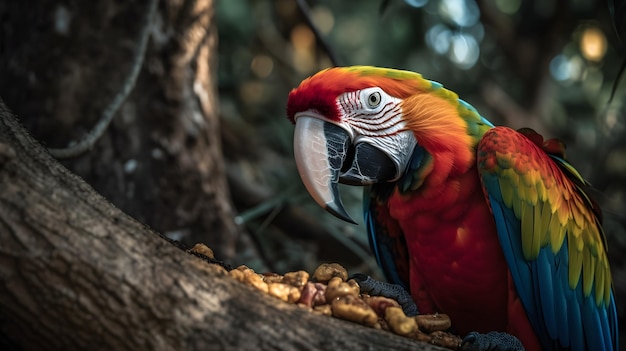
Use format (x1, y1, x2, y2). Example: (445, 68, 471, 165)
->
(291, 24, 315, 52)
(251, 55, 274, 78)
(426, 24, 479, 69)
(449, 33, 479, 69)
(425, 24, 452, 55)
(438, 0, 480, 27)
(290, 24, 316, 73)
(549, 54, 584, 83)
(580, 26, 607, 62)
(311, 6, 335, 36)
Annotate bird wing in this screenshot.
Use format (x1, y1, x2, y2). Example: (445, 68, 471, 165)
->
(364, 184, 410, 290)
(477, 126, 618, 351)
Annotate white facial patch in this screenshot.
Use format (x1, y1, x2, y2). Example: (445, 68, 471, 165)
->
(336, 87, 407, 140)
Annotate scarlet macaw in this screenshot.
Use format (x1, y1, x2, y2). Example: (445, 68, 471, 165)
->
(286, 66, 618, 350)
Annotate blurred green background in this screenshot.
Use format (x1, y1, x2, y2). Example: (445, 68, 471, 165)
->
(216, 0, 626, 285)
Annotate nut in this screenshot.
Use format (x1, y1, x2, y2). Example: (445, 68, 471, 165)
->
(282, 270, 310, 288)
(189, 243, 215, 259)
(415, 313, 451, 333)
(262, 272, 284, 284)
(313, 263, 348, 282)
(331, 294, 378, 327)
(362, 295, 401, 317)
(325, 277, 360, 301)
(384, 306, 418, 336)
(298, 282, 327, 307)
(268, 283, 301, 303)
(229, 265, 268, 293)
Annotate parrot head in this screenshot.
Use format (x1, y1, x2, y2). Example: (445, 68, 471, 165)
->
(287, 66, 490, 223)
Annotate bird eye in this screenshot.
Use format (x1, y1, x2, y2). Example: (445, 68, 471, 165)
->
(366, 91, 382, 108)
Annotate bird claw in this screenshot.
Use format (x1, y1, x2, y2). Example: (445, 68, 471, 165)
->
(461, 331, 525, 351)
(350, 273, 418, 316)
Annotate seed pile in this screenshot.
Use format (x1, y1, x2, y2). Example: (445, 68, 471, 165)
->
(189, 244, 461, 349)
(225, 259, 461, 349)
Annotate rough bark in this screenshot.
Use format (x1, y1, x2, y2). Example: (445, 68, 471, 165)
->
(0, 100, 445, 351)
(0, 0, 244, 260)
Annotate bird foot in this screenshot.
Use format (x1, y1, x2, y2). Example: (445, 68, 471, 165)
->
(350, 273, 418, 316)
(461, 331, 525, 351)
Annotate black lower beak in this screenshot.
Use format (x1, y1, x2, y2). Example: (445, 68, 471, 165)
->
(340, 142, 397, 185)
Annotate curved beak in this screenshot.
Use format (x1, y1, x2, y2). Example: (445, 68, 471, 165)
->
(294, 113, 412, 224)
(293, 115, 357, 224)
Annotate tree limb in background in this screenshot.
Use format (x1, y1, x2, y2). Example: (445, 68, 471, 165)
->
(48, 0, 158, 158)
(296, 0, 342, 67)
(608, 58, 626, 103)
(608, 0, 626, 103)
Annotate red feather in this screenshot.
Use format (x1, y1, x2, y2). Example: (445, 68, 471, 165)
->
(287, 67, 430, 123)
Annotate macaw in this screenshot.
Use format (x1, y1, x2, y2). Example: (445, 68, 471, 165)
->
(286, 66, 618, 350)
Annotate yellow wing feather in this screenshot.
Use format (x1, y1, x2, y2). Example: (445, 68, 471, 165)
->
(478, 127, 612, 307)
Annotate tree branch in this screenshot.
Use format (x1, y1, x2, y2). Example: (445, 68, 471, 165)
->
(0, 99, 446, 350)
(296, 0, 342, 66)
(47, 0, 158, 158)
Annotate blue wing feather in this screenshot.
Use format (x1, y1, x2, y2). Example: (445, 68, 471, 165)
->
(363, 186, 408, 289)
(555, 247, 571, 346)
(536, 249, 557, 340)
(481, 157, 618, 351)
(486, 187, 551, 346)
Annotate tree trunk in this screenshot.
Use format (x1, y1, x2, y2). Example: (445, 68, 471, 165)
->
(0, 100, 444, 351)
(0, 0, 246, 261)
